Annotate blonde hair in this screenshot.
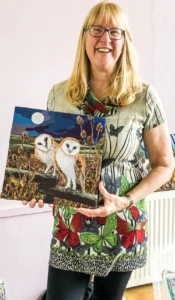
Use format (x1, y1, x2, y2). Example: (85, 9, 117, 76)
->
(65, 1, 142, 106)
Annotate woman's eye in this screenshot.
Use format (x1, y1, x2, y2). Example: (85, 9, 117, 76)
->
(111, 30, 120, 35)
(93, 28, 102, 33)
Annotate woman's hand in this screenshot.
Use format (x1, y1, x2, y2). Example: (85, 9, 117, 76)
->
(22, 199, 44, 208)
(74, 181, 129, 217)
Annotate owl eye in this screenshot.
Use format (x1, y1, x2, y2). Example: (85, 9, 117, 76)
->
(73, 146, 77, 150)
(37, 142, 42, 145)
(66, 143, 69, 148)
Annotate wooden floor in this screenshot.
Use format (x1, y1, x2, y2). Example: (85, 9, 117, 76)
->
(124, 284, 154, 300)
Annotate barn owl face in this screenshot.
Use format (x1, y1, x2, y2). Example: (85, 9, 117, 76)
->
(61, 138, 80, 156)
(35, 134, 53, 152)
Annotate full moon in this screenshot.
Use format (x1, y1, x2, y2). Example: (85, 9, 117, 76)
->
(31, 112, 44, 124)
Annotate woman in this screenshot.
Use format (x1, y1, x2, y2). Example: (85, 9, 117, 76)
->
(25, 2, 174, 300)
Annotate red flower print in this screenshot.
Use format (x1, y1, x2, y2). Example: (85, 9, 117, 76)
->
(68, 232, 80, 247)
(136, 228, 145, 244)
(55, 212, 82, 247)
(130, 206, 139, 221)
(82, 215, 92, 221)
(96, 216, 107, 225)
(117, 215, 147, 249)
(121, 231, 135, 248)
(116, 215, 133, 235)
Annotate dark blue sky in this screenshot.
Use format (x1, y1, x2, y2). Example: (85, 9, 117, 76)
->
(11, 106, 106, 140)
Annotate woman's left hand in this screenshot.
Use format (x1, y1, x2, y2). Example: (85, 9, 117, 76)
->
(74, 181, 129, 217)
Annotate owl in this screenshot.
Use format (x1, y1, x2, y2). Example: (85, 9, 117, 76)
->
(54, 137, 85, 190)
(34, 134, 59, 177)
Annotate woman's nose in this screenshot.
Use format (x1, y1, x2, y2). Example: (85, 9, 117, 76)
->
(99, 30, 111, 42)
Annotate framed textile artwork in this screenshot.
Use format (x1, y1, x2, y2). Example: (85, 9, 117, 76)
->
(0, 107, 106, 208)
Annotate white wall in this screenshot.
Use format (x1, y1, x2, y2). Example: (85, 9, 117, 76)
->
(0, 208, 53, 300)
(0, 0, 175, 299)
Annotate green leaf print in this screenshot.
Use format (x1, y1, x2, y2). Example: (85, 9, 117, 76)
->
(118, 176, 130, 195)
(105, 234, 117, 246)
(64, 207, 71, 219)
(103, 213, 117, 236)
(93, 239, 103, 253)
(127, 208, 133, 221)
(63, 206, 77, 220)
(52, 205, 60, 235)
(136, 199, 147, 212)
(80, 232, 101, 244)
(80, 214, 117, 253)
(129, 182, 137, 189)
(69, 207, 77, 215)
(145, 222, 149, 234)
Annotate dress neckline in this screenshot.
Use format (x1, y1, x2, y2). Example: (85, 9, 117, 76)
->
(78, 88, 122, 118)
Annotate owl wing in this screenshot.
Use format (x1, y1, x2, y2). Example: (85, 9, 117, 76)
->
(76, 154, 86, 170)
(53, 140, 60, 148)
(53, 147, 67, 186)
(35, 147, 40, 159)
(53, 147, 60, 169)
(34, 147, 47, 164)
(75, 154, 86, 193)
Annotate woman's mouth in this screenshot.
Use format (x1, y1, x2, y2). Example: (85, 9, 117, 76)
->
(96, 48, 112, 53)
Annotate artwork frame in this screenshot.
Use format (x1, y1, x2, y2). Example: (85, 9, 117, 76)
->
(0, 107, 106, 208)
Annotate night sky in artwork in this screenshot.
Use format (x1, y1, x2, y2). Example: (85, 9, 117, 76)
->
(11, 106, 106, 141)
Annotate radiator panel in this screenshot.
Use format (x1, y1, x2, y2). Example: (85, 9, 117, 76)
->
(128, 191, 175, 288)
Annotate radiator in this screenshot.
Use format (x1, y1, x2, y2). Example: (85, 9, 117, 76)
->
(127, 190, 175, 288)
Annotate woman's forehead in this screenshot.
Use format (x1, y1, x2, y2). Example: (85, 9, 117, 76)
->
(88, 15, 120, 28)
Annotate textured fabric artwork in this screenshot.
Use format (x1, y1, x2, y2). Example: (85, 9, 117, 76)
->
(0, 280, 5, 300)
(139, 134, 175, 192)
(0, 106, 106, 207)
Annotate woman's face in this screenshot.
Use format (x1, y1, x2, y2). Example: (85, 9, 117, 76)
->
(85, 21, 124, 75)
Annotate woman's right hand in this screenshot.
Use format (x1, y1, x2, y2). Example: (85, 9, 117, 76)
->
(22, 199, 44, 208)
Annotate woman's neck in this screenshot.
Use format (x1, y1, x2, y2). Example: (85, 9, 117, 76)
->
(89, 71, 112, 101)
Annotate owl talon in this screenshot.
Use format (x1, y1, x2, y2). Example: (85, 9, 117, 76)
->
(65, 187, 72, 191)
(44, 173, 50, 177)
(73, 189, 79, 194)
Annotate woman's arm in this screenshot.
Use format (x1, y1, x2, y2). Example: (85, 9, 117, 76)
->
(126, 122, 174, 202)
(76, 123, 174, 217)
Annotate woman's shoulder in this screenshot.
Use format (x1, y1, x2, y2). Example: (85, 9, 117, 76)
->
(47, 79, 82, 114)
(136, 82, 161, 104)
(52, 79, 68, 98)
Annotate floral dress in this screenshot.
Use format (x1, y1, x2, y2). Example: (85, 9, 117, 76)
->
(47, 80, 166, 276)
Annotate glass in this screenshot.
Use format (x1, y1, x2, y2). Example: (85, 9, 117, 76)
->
(85, 25, 125, 40)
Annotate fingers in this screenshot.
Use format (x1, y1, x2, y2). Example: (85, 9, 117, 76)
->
(99, 181, 109, 199)
(38, 199, 44, 208)
(29, 199, 37, 208)
(75, 206, 108, 217)
(22, 199, 44, 208)
(22, 200, 28, 205)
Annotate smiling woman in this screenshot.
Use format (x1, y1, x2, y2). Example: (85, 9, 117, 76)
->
(25, 2, 174, 300)
(65, 1, 141, 105)
(85, 22, 124, 76)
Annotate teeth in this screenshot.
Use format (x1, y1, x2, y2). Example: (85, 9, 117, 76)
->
(97, 48, 111, 53)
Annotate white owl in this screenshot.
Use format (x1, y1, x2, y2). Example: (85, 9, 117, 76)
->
(54, 137, 85, 190)
(34, 134, 59, 177)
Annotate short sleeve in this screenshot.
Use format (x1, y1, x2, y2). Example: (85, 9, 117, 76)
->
(47, 86, 55, 111)
(144, 85, 167, 131)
